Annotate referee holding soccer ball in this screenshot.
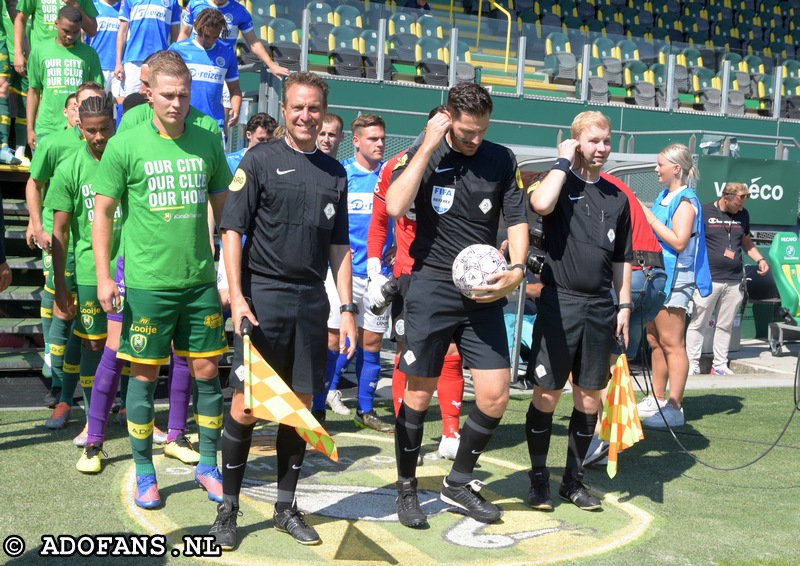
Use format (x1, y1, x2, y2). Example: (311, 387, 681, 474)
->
(385, 82, 528, 528)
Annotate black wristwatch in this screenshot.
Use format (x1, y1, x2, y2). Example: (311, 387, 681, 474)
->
(340, 302, 359, 315)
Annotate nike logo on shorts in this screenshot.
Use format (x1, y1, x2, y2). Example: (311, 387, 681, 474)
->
(471, 449, 483, 455)
(576, 431, 594, 437)
(568, 195, 585, 200)
(291, 464, 302, 470)
(277, 168, 296, 175)
(226, 462, 244, 469)
(403, 446, 420, 452)
(435, 166, 454, 173)
(530, 428, 549, 434)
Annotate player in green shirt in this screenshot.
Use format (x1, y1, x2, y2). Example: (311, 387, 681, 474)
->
(0, 10, 21, 164)
(117, 50, 221, 137)
(45, 93, 122, 473)
(93, 50, 230, 509)
(26, 6, 102, 146)
(3, 0, 30, 162)
(26, 80, 106, 434)
(13, 0, 97, 75)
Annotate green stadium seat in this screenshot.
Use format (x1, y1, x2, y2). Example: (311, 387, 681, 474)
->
(545, 31, 572, 55)
(388, 12, 417, 37)
(307, 1, 334, 24)
(268, 43, 302, 71)
(309, 22, 334, 53)
(616, 39, 639, 62)
(783, 59, 800, 79)
(334, 5, 363, 28)
(623, 60, 656, 106)
(593, 37, 622, 85)
(539, 13, 563, 29)
(650, 62, 679, 109)
(417, 14, 444, 39)
(682, 47, 704, 70)
(329, 25, 359, 52)
(755, 74, 775, 111)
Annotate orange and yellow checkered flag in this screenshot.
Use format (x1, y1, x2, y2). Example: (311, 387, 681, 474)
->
(241, 330, 338, 462)
(599, 349, 644, 478)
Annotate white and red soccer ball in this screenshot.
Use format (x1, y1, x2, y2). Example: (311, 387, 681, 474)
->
(452, 244, 508, 297)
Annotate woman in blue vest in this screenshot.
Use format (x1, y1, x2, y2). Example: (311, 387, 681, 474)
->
(637, 144, 712, 428)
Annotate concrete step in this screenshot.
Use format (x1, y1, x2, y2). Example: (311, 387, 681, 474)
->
(4, 198, 28, 215)
(4, 224, 27, 240)
(0, 285, 43, 301)
(0, 318, 42, 333)
(6, 256, 43, 270)
(0, 348, 44, 370)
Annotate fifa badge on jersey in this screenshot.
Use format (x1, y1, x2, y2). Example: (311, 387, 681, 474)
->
(131, 334, 147, 354)
(216, 56, 226, 67)
(432, 185, 455, 214)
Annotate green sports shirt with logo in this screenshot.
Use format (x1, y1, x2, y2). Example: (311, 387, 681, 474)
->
(29, 125, 84, 234)
(43, 144, 122, 286)
(93, 120, 231, 290)
(17, 0, 98, 50)
(27, 39, 103, 137)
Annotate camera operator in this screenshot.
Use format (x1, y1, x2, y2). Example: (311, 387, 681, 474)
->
(524, 111, 632, 512)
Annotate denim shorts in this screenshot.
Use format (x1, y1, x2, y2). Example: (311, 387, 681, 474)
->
(663, 267, 696, 313)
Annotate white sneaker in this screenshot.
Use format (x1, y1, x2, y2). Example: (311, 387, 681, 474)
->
(688, 363, 700, 376)
(641, 404, 685, 429)
(438, 434, 460, 460)
(710, 365, 734, 376)
(583, 434, 610, 466)
(326, 389, 351, 416)
(636, 395, 668, 420)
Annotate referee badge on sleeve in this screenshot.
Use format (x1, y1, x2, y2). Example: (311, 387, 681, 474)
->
(230, 168, 247, 192)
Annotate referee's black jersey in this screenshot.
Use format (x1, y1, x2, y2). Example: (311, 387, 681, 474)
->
(390, 136, 528, 271)
(539, 171, 633, 297)
(220, 139, 349, 282)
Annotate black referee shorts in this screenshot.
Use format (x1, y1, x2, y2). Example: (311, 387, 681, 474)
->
(527, 287, 616, 391)
(398, 270, 509, 378)
(230, 272, 329, 396)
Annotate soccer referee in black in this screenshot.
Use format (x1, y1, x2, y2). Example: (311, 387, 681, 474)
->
(525, 110, 632, 512)
(386, 83, 529, 528)
(210, 72, 357, 549)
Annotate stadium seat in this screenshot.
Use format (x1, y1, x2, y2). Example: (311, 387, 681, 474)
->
(563, 15, 584, 31)
(389, 33, 418, 63)
(542, 53, 578, 82)
(625, 24, 651, 39)
(565, 27, 586, 56)
(636, 9, 654, 30)
(577, 55, 604, 78)
(539, 13, 563, 29)
(328, 23, 362, 77)
(334, 4, 363, 28)
(545, 31, 572, 55)
(605, 21, 625, 36)
(309, 22, 335, 53)
(329, 25, 359, 52)
(619, 6, 638, 27)
(755, 74, 775, 112)
(417, 14, 444, 39)
(687, 31, 711, 48)
(783, 76, 800, 97)
(415, 38, 448, 86)
(593, 37, 623, 85)
(623, 60, 656, 106)
(650, 63, 679, 109)
(388, 12, 417, 37)
(682, 47, 704, 70)
(691, 67, 722, 111)
(250, 0, 277, 28)
(658, 45, 689, 92)
(307, 1, 334, 24)
(535, 0, 559, 16)
(616, 39, 639, 63)
(784, 59, 800, 79)
(576, 2, 596, 22)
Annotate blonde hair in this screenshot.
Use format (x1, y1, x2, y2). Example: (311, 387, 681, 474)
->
(571, 110, 611, 139)
(148, 50, 191, 87)
(723, 181, 748, 197)
(660, 143, 699, 187)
